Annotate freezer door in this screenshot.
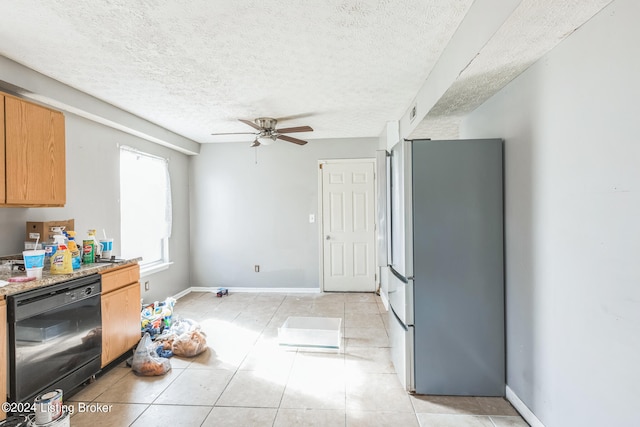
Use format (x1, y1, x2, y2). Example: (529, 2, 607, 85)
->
(388, 267, 414, 326)
(389, 307, 414, 392)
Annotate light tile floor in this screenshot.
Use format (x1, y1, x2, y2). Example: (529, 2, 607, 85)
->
(68, 291, 529, 427)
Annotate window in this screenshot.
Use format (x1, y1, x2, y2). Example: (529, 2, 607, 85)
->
(120, 146, 172, 273)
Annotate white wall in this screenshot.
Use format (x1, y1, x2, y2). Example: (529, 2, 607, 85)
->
(460, 0, 640, 425)
(189, 138, 377, 290)
(0, 110, 192, 303)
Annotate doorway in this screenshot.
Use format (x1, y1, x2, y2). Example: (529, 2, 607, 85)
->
(319, 158, 376, 292)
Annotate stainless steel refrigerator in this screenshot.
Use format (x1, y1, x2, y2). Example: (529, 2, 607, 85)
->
(379, 138, 505, 396)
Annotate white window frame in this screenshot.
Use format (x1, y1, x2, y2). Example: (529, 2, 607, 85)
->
(119, 145, 172, 276)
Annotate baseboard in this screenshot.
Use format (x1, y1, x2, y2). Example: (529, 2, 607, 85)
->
(228, 287, 321, 293)
(173, 286, 321, 299)
(172, 287, 192, 300)
(506, 385, 545, 427)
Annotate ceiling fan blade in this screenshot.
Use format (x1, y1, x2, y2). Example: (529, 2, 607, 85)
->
(250, 139, 261, 147)
(239, 119, 262, 131)
(210, 131, 257, 136)
(276, 125, 313, 134)
(277, 134, 308, 145)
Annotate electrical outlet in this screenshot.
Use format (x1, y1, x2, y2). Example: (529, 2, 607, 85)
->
(144, 281, 150, 291)
(254, 265, 260, 273)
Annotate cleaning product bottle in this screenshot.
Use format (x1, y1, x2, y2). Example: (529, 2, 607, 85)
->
(50, 233, 73, 274)
(43, 239, 58, 270)
(89, 229, 102, 259)
(82, 231, 96, 264)
(66, 230, 82, 270)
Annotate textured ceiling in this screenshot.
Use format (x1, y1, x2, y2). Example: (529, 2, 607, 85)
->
(0, 0, 614, 146)
(0, 0, 474, 143)
(410, 0, 614, 140)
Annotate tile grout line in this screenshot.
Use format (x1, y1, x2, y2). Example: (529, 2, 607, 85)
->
(272, 295, 299, 424)
(203, 292, 290, 425)
(343, 303, 347, 427)
(119, 366, 189, 426)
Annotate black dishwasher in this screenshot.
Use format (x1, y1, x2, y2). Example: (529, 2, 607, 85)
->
(7, 274, 102, 404)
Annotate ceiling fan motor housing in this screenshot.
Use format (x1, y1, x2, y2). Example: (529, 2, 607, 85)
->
(255, 117, 278, 130)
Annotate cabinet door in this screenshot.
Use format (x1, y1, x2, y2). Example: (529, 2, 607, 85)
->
(101, 264, 140, 294)
(4, 97, 66, 206)
(101, 282, 141, 367)
(0, 94, 5, 204)
(1, 300, 7, 421)
(123, 282, 142, 353)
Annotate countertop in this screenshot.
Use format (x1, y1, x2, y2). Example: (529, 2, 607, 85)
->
(0, 257, 142, 297)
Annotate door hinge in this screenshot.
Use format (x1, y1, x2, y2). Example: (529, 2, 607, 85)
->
(319, 163, 323, 169)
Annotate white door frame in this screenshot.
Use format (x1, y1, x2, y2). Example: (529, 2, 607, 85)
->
(317, 158, 378, 292)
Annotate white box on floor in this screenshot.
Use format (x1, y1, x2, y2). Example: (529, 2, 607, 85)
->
(278, 316, 342, 349)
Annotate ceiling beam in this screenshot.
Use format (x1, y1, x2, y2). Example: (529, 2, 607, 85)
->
(399, 0, 523, 139)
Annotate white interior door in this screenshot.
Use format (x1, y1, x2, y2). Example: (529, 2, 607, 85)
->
(321, 160, 376, 292)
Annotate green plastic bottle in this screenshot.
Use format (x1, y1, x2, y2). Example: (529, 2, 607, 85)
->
(82, 237, 95, 264)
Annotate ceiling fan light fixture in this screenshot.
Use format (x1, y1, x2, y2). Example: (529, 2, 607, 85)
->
(257, 133, 277, 146)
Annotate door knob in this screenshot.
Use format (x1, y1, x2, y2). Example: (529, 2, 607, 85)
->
(325, 235, 330, 240)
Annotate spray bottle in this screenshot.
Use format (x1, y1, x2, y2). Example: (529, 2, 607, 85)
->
(66, 230, 82, 270)
(50, 231, 73, 274)
(89, 229, 102, 259)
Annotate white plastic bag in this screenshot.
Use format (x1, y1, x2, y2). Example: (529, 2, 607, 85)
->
(155, 316, 208, 357)
(171, 330, 207, 357)
(131, 332, 171, 376)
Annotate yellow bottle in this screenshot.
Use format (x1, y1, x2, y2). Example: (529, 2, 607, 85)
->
(50, 234, 73, 274)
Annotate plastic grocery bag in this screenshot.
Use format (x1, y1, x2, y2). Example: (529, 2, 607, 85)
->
(141, 297, 176, 338)
(170, 317, 199, 336)
(155, 316, 208, 357)
(131, 332, 171, 376)
(171, 330, 208, 357)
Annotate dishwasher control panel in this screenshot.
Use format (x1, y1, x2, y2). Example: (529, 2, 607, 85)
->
(65, 285, 97, 303)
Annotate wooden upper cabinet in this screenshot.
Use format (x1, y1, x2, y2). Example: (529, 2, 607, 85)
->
(3, 94, 66, 206)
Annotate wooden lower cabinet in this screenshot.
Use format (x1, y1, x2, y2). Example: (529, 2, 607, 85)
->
(100, 265, 141, 367)
(1, 299, 7, 421)
(1, 94, 5, 204)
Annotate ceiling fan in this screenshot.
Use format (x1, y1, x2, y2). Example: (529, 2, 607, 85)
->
(211, 117, 313, 147)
